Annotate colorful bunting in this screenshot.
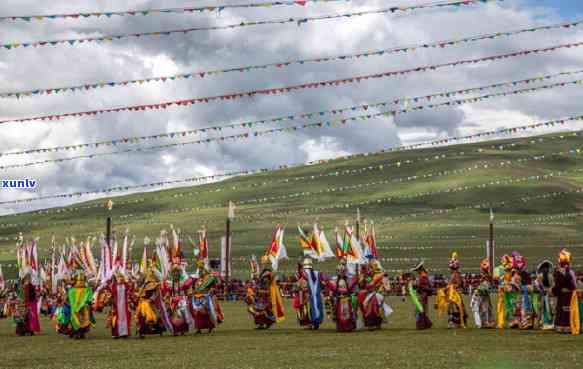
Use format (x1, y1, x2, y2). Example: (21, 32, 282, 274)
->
(2, 149, 583, 227)
(2, 76, 583, 171)
(3, 18, 581, 99)
(3, 68, 581, 157)
(0, 0, 500, 50)
(0, 0, 352, 23)
(2, 41, 582, 126)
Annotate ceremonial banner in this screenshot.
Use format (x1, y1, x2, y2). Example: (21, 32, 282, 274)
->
(220, 236, 232, 279)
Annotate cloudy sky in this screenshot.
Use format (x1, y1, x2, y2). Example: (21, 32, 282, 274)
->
(0, 0, 583, 215)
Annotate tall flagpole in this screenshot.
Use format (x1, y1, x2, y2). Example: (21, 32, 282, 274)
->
(225, 201, 235, 297)
(105, 200, 113, 247)
(356, 208, 361, 240)
(488, 208, 495, 275)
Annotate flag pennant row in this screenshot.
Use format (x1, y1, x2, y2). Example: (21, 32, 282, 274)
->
(0, 0, 501, 51)
(3, 166, 583, 230)
(2, 113, 583, 207)
(2, 76, 583, 171)
(2, 68, 581, 158)
(9, 128, 578, 218)
(0, 0, 349, 22)
(3, 18, 581, 99)
(2, 41, 582, 126)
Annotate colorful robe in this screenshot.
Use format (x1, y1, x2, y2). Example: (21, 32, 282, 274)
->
(190, 274, 224, 332)
(293, 269, 325, 329)
(327, 275, 357, 332)
(109, 281, 132, 338)
(532, 278, 554, 330)
(167, 278, 195, 335)
(67, 285, 95, 335)
(358, 271, 392, 329)
(136, 281, 173, 337)
(410, 273, 432, 330)
(472, 275, 494, 328)
(14, 282, 41, 336)
(551, 268, 578, 334)
(436, 271, 466, 328)
(496, 271, 519, 328)
(245, 276, 285, 329)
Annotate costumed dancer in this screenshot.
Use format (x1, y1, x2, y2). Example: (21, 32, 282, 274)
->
(135, 266, 173, 338)
(533, 260, 554, 330)
(167, 264, 194, 336)
(14, 269, 41, 336)
(409, 261, 433, 330)
(105, 270, 134, 339)
(326, 258, 358, 332)
(551, 249, 579, 334)
(493, 254, 516, 328)
(245, 265, 285, 330)
(471, 258, 495, 329)
(511, 252, 535, 330)
(13, 237, 41, 336)
(358, 260, 392, 330)
(293, 258, 325, 330)
(0, 264, 6, 319)
(64, 260, 95, 339)
(190, 259, 224, 334)
(436, 252, 467, 328)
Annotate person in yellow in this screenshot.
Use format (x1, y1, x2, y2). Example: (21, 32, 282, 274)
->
(135, 267, 173, 338)
(436, 252, 467, 328)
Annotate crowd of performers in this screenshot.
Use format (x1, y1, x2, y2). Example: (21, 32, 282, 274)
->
(0, 230, 225, 338)
(1, 223, 583, 338)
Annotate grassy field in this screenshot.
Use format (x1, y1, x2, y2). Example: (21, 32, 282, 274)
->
(1, 298, 582, 369)
(2, 129, 583, 278)
(2, 130, 583, 367)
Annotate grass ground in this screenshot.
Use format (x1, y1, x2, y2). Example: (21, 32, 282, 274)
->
(1, 298, 581, 369)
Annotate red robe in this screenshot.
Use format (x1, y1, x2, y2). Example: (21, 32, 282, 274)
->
(110, 282, 132, 337)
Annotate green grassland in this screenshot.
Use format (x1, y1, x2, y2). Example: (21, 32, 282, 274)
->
(2, 129, 583, 278)
(2, 131, 583, 368)
(1, 298, 582, 369)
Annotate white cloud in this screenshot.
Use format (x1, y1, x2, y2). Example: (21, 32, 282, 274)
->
(0, 0, 582, 215)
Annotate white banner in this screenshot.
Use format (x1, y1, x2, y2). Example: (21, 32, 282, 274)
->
(220, 236, 232, 279)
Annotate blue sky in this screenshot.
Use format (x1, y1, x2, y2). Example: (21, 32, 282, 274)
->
(527, 0, 583, 17)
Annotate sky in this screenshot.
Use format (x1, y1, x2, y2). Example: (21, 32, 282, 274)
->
(1, 0, 583, 215)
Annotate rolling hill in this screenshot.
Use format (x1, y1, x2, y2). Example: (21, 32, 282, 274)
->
(2, 128, 583, 279)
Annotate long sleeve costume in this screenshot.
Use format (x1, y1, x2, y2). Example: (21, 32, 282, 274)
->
(358, 264, 392, 330)
(293, 260, 325, 330)
(190, 266, 223, 333)
(410, 270, 433, 330)
(245, 269, 285, 329)
(327, 270, 358, 332)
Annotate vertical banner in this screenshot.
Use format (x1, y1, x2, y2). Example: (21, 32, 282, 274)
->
(220, 237, 226, 278)
(220, 236, 232, 279)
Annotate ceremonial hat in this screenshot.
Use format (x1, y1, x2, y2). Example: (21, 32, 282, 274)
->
(559, 249, 572, 267)
(536, 260, 554, 274)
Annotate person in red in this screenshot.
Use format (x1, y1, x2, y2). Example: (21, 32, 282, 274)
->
(190, 260, 223, 334)
(14, 270, 41, 336)
(358, 260, 392, 330)
(410, 261, 433, 330)
(107, 270, 133, 339)
(167, 264, 194, 335)
(327, 258, 358, 332)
